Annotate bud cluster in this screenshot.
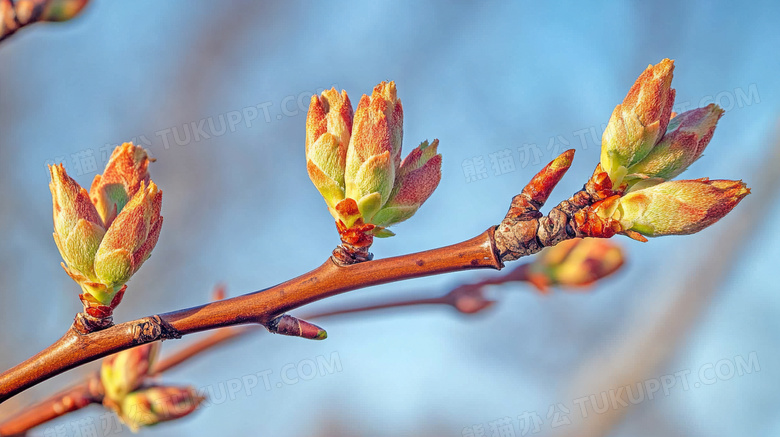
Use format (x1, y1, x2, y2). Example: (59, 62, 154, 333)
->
(596, 59, 749, 239)
(49, 142, 162, 320)
(525, 238, 625, 292)
(306, 82, 442, 252)
(100, 344, 203, 431)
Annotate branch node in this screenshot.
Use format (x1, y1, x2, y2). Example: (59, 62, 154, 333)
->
(72, 313, 113, 335)
(132, 316, 181, 344)
(495, 162, 619, 262)
(331, 244, 373, 266)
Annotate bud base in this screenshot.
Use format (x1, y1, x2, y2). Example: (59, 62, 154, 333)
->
(332, 243, 374, 265)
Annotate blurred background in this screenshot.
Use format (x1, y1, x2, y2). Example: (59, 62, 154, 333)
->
(1, 1, 779, 436)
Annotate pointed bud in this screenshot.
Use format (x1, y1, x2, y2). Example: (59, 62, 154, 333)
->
(446, 285, 495, 314)
(40, 0, 89, 22)
(350, 150, 395, 216)
(90, 142, 152, 227)
(93, 181, 163, 290)
(372, 139, 442, 227)
(601, 59, 676, 186)
(306, 89, 353, 208)
(49, 164, 106, 284)
(627, 104, 724, 181)
(306, 88, 353, 154)
(528, 238, 625, 290)
(344, 81, 403, 209)
(1, 0, 87, 41)
(612, 179, 750, 237)
(101, 342, 160, 405)
(119, 386, 204, 431)
(267, 314, 327, 340)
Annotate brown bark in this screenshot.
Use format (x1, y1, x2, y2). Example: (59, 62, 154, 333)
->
(0, 230, 501, 404)
(0, 373, 102, 436)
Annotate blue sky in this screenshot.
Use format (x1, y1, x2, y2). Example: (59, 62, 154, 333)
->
(0, 1, 778, 436)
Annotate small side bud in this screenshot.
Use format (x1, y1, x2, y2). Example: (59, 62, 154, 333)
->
(119, 386, 204, 432)
(40, 0, 89, 22)
(526, 238, 625, 291)
(267, 314, 327, 340)
(211, 284, 226, 301)
(93, 182, 163, 291)
(627, 104, 724, 182)
(445, 285, 495, 315)
(372, 139, 442, 227)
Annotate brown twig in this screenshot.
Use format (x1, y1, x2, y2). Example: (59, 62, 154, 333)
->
(0, 373, 102, 436)
(0, 231, 620, 436)
(0, 299, 426, 435)
(152, 288, 487, 376)
(0, 286, 494, 435)
(0, 307, 394, 435)
(0, 150, 614, 407)
(0, 231, 500, 405)
(153, 296, 453, 376)
(0, 276, 502, 434)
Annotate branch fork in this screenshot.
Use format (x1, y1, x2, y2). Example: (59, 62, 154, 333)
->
(495, 150, 620, 262)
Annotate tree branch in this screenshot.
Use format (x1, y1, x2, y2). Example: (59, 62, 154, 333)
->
(0, 149, 606, 406)
(0, 373, 102, 436)
(0, 263, 529, 435)
(0, 230, 501, 405)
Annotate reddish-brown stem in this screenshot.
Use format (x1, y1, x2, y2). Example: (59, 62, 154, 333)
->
(0, 230, 500, 404)
(0, 252, 565, 435)
(151, 327, 254, 376)
(307, 297, 448, 319)
(153, 295, 451, 375)
(0, 373, 102, 436)
(0, 283, 488, 435)
(0, 149, 615, 436)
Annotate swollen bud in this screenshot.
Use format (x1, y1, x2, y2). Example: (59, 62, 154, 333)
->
(627, 104, 724, 182)
(305, 89, 353, 208)
(119, 386, 204, 431)
(601, 59, 676, 186)
(101, 342, 160, 407)
(612, 179, 750, 237)
(49, 164, 106, 287)
(344, 81, 403, 219)
(40, 0, 89, 22)
(304, 81, 442, 253)
(90, 142, 152, 227)
(48, 143, 162, 317)
(93, 181, 163, 289)
(525, 238, 625, 291)
(372, 139, 442, 228)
